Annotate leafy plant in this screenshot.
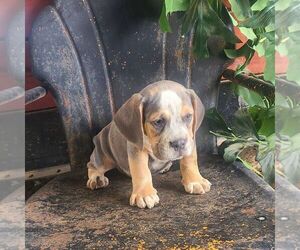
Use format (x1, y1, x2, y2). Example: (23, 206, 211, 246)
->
(206, 106, 275, 185)
(158, 0, 300, 187)
(275, 0, 300, 84)
(160, 0, 240, 57)
(226, 0, 275, 82)
(275, 0, 300, 187)
(276, 91, 300, 186)
(159, 0, 276, 83)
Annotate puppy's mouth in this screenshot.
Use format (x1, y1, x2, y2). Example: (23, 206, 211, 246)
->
(154, 146, 186, 161)
(172, 155, 184, 160)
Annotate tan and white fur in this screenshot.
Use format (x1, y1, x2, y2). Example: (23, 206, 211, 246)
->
(87, 80, 211, 209)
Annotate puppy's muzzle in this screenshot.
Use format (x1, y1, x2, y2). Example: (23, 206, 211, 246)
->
(169, 138, 187, 152)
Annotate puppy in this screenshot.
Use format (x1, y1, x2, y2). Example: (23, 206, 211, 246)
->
(87, 80, 211, 209)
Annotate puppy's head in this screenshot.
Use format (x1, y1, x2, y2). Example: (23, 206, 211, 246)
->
(114, 81, 205, 161)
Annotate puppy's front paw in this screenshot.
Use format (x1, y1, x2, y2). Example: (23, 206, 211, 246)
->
(183, 178, 211, 194)
(130, 186, 159, 209)
(87, 175, 109, 190)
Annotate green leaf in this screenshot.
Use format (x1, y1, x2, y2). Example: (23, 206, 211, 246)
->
(257, 134, 275, 185)
(203, 2, 241, 44)
(263, 30, 275, 42)
(224, 41, 255, 59)
(165, 0, 189, 14)
(218, 140, 235, 157)
(277, 106, 300, 136)
(209, 0, 223, 16)
(159, 2, 172, 32)
(224, 142, 245, 162)
(251, 0, 269, 11)
(279, 134, 300, 156)
(278, 133, 300, 185)
(258, 114, 274, 137)
(276, 0, 294, 11)
(230, 109, 259, 138)
(258, 134, 275, 156)
(228, 0, 252, 21)
(248, 106, 274, 137)
(277, 21, 300, 85)
(276, 42, 288, 56)
(228, 11, 238, 26)
(287, 45, 300, 84)
(289, 23, 300, 33)
(192, 0, 240, 58)
(289, 31, 300, 42)
(194, 1, 210, 58)
(234, 85, 266, 107)
(159, 0, 189, 33)
(206, 108, 232, 136)
(276, 92, 290, 108)
(254, 42, 266, 56)
(267, 133, 276, 149)
(276, 3, 300, 27)
(249, 105, 264, 130)
(290, 133, 300, 151)
(280, 151, 300, 184)
(181, 0, 199, 34)
(220, 109, 258, 141)
(225, 40, 257, 73)
(264, 40, 275, 83)
(258, 149, 275, 185)
(239, 1, 275, 28)
(239, 27, 257, 40)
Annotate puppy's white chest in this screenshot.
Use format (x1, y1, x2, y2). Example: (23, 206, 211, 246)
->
(148, 155, 172, 173)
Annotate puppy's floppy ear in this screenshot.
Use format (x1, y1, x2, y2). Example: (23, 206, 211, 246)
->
(113, 93, 144, 150)
(187, 89, 205, 135)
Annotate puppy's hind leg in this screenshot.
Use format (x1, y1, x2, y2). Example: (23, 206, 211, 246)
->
(87, 160, 115, 190)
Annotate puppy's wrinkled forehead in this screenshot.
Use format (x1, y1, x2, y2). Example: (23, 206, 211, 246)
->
(159, 90, 182, 114)
(144, 89, 192, 119)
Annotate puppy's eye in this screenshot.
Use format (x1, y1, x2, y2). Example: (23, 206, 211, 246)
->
(152, 118, 165, 129)
(183, 114, 192, 124)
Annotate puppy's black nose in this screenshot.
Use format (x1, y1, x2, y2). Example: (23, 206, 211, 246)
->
(169, 139, 187, 152)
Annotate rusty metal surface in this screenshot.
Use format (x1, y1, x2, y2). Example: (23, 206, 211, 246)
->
(25, 86, 46, 105)
(30, 0, 230, 168)
(26, 155, 274, 249)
